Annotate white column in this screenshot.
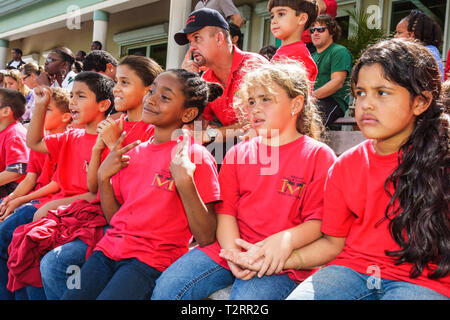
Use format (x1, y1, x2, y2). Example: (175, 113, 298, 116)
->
(92, 10, 110, 51)
(0, 40, 9, 69)
(166, 0, 192, 69)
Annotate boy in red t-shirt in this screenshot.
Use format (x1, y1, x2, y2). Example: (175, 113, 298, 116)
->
(0, 72, 114, 300)
(0, 89, 29, 199)
(269, 0, 319, 82)
(0, 87, 71, 221)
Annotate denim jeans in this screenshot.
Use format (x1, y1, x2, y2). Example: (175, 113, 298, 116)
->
(0, 201, 38, 300)
(152, 248, 298, 300)
(61, 250, 161, 300)
(40, 238, 88, 300)
(286, 265, 449, 300)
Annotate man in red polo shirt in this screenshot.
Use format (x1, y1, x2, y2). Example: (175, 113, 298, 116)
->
(175, 8, 266, 149)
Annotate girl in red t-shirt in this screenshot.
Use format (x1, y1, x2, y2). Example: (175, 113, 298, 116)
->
(152, 60, 336, 300)
(224, 39, 450, 299)
(87, 55, 163, 193)
(61, 69, 223, 300)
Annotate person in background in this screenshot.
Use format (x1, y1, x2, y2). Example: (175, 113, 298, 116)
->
(39, 47, 77, 91)
(395, 9, 445, 81)
(311, 14, 352, 127)
(229, 23, 244, 50)
(258, 45, 278, 61)
(82, 50, 118, 81)
(19, 63, 44, 123)
(195, 0, 244, 27)
(7, 49, 26, 70)
(91, 41, 102, 51)
(3, 70, 32, 123)
(302, 0, 337, 53)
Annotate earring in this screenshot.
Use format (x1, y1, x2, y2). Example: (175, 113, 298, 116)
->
(291, 110, 295, 116)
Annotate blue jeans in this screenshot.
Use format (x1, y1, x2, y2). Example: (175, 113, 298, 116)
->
(61, 250, 161, 300)
(40, 238, 88, 300)
(0, 201, 38, 300)
(152, 248, 298, 300)
(286, 265, 449, 300)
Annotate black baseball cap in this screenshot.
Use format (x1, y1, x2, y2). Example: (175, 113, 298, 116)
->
(174, 8, 230, 46)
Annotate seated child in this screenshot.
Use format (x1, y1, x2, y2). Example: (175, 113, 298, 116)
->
(0, 87, 71, 221)
(0, 88, 29, 199)
(152, 60, 336, 300)
(269, 0, 319, 82)
(61, 69, 222, 300)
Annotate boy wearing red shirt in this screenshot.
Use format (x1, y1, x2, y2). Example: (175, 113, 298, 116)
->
(0, 89, 29, 199)
(0, 87, 72, 221)
(269, 0, 319, 82)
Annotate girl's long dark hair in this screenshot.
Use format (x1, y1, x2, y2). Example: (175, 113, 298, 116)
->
(351, 39, 449, 279)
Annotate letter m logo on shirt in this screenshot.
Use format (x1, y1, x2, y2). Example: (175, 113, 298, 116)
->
(152, 173, 175, 192)
(279, 179, 305, 198)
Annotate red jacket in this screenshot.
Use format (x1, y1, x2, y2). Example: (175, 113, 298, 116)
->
(7, 199, 106, 291)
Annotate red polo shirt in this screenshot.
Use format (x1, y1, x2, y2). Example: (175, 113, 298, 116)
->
(202, 46, 267, 126)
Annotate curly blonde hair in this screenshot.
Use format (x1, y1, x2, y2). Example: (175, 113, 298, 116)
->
(235, 59, 324, 141)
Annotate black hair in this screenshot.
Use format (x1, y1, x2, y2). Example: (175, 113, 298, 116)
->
(12, 48, 22, 56)
(315, 14, 341, 42)
(258, 45, 278, 61)
(92, 41, 103, 50)
(118, 55, 163, 86)
(82, 50, 118, 73)
(351, 38, 449, 279)
(229, 23, 243, 49)
(74, 71, 115, 115)
(52, 47, 75, 68)
(0, 88, 26, 119)
(268, 0, 319, 30)
(405, 9, 442, 48)
(167, 69, 223, 121)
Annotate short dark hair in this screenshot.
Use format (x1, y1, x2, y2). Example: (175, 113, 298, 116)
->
(92, 41, 103, 50)
(267, 0, 319, 30)
(74, 71, 115, 115)
(314, 14, 342, 42)
(12, 48, 22, 56)
(82, 50, 118, 73)
(0, 88, 26, 120)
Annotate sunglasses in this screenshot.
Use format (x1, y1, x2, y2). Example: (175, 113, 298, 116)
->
(46, 58, 62, 63)
(310, 26, 327, 34)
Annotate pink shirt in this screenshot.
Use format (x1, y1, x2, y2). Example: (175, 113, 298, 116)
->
(95, 137, 221, 271)
(322, 140, 450, 297)
(201, 135, 336, 282)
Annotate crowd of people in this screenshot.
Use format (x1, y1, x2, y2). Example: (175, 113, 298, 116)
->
(0, 0, 448, 301)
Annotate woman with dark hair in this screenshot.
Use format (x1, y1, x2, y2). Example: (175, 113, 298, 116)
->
(395, 9, 445, 80)
(39, 47, 77, 90)
(221, 39, 449, 300)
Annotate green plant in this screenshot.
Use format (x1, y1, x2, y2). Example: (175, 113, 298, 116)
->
(338, 9, 386, 61)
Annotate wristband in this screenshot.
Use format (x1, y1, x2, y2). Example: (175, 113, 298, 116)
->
(293, 250, 304, 270)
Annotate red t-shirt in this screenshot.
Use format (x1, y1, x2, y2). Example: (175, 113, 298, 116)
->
(43, 129, 106, 203)
(322, 139, 450, 297)
(26, 150, 55, 192)
(445, 48, 449, 81)
(271, 41, 318, 83)
(200, 135, 336, 282)
(121, 119, 154, 146)
(202, 46, 267, 126)
(302, 0, 338, 44)
(0, 121, 29, 182)
(95, 137, 221, 272)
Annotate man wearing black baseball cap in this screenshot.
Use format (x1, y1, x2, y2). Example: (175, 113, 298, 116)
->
(175, 8, 266, 154)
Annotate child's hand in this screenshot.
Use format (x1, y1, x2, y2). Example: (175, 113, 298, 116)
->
(98, 132, 141, 182)
(0, 197, 26, 222)
(250, 232, 294, 278)
(33, 86, 52, 109)
(224, 248, 257, 281)
(97, 114, 125, 150)
(220, 245, 264, 272)
(93, 134, 106, 151)
(170, 132, 196, 186)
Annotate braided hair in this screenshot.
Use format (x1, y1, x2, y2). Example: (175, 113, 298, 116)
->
(167, 69, 223, 121)
(351, 38, 449, 279)
(405, 9, 442, 48)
